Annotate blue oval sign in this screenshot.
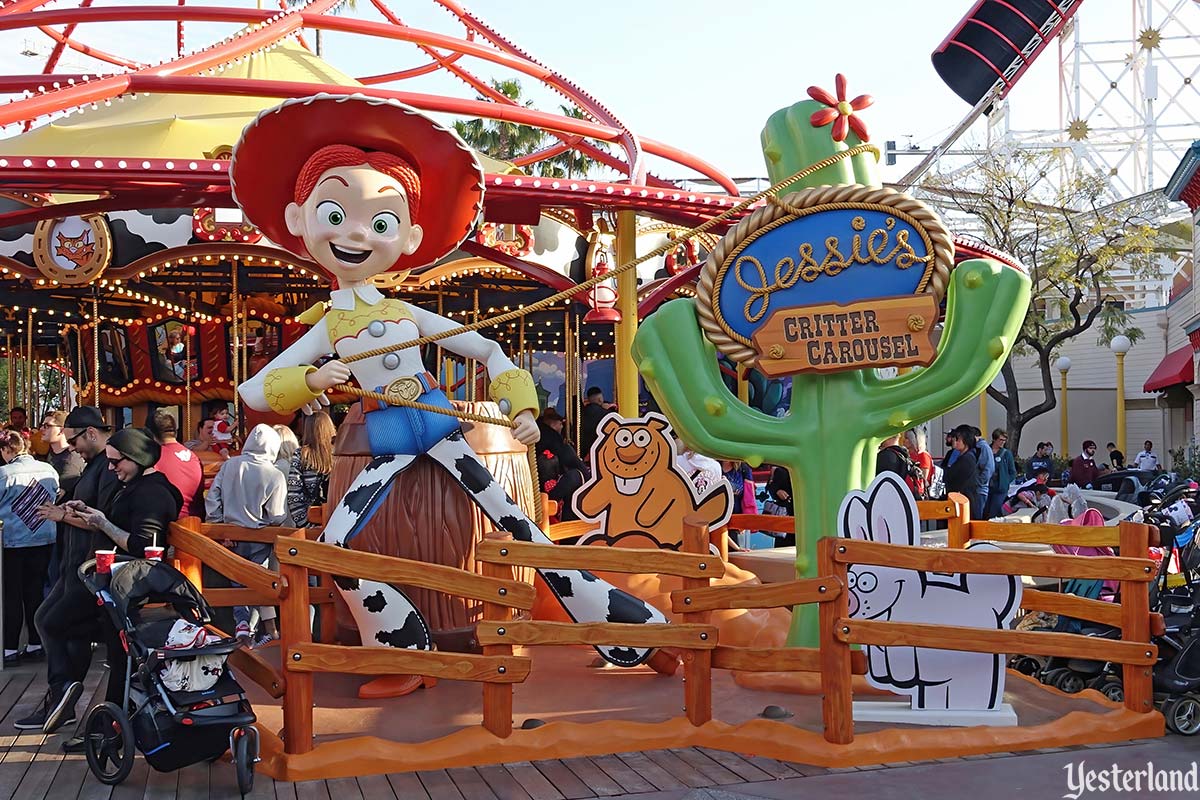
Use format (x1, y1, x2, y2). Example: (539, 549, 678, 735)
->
(714, 208, 935, 345)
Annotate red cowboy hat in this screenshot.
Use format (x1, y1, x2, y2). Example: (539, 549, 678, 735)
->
(230, 93, 484, 272)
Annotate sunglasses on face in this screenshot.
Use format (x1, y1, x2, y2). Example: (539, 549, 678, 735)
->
(66, 430, 89, 445)
(107, 455, 131, 468)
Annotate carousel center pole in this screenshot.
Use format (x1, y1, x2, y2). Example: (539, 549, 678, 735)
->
(5, 333, 12, 413)
(573, 312, 583, 450)
(231, 259, 240, 425)
(91, 295, 99, 407)
(26, 308, 33, 414)
(185, 301, 193, 439)
(613, 210, 638, 413)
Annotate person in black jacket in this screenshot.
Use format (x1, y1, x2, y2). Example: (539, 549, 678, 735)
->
(765, 467, 795, 547)
(537, 408, 586, 521)
(57, 427, 183, 745)
(944, 427, 980, 511)
(20, 406, 118, 738)
(578, 387, 615, 463)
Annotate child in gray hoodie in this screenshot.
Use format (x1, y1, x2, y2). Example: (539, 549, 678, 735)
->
(205, 424, 287, 642)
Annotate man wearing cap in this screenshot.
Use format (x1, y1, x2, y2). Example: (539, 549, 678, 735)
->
(1069, 440, 1104, 488)
(19, 407, 118, 738)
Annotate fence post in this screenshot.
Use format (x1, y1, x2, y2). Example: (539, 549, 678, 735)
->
(1119, 521, 1153, 714)
(818, 536, 853, 744)
(947, 492, 971, 549)
(279, 555, 314, 754)
(171, 517, 204, 591)
(681, 517, 712, 726)
(481, 531, 515, 737)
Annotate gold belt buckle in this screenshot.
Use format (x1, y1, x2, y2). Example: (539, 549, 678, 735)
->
(385, 376, 422, 403)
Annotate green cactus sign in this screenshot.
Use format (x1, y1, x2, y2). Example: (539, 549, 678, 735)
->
(632, 77, 1032, 647)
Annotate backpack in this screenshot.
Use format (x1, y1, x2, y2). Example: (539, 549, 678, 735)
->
(882, 445, 927, 500)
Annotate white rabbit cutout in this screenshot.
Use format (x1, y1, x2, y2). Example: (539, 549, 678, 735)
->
(839, 473, 1022, 711)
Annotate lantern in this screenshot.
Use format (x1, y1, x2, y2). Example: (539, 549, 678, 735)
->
(583, 221, 620, 324)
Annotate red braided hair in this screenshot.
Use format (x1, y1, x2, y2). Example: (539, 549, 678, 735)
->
(293, 144, 421, 222)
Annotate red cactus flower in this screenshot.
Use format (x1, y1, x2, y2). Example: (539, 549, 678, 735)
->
(807, 74, 873, 143)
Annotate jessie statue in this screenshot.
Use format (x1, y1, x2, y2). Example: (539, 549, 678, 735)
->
(231, 94, 665, 675)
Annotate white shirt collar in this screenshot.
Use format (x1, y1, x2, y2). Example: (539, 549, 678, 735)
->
(330, 284, 385, 310)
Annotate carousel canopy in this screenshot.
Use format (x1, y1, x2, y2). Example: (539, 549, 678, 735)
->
(0, 40, 515, 175)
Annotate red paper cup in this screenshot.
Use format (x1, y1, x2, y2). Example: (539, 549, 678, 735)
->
(95, 549, 116, 574)
(145, 546, 165, 562)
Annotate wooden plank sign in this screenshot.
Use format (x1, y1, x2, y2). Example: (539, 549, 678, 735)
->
(752, 294, 938, 376)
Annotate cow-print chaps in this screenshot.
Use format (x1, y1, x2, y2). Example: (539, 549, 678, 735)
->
(318, 434, 667, 667)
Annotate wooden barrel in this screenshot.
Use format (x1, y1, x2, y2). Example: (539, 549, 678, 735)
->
(327, 401, 537, 639)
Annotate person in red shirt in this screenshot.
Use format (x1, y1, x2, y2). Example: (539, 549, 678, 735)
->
(147, 410, 203, 519)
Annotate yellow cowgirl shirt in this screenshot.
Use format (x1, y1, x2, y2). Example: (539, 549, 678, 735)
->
(237, 284, 536, 421)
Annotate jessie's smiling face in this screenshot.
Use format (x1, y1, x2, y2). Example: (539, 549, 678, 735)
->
(284, 164, 423, 284)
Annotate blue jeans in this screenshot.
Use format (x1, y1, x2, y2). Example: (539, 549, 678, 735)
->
(232, 541, 273, 631)
(363, 389, 461, 456)
(974, 489, 990, 520)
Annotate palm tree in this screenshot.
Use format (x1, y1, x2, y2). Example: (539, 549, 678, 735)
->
(453, 79, 545, 163)
(537, 105, 607, 179)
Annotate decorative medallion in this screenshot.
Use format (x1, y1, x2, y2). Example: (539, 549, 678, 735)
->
(32, 214, 112, 285)
(696, 184, 953, 376)
(664, 234, 699, 275)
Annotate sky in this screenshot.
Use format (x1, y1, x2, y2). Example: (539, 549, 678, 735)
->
(0, 0, 1171, 186)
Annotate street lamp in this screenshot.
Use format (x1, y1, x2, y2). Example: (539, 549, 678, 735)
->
(1110, 335, 1132, 457)
(1056, 355, 1072, 458)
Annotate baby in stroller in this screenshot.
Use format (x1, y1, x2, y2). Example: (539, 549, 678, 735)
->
(78, 555, 258, 794)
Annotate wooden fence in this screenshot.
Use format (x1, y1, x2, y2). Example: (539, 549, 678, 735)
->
(166, 492, 1160, 761)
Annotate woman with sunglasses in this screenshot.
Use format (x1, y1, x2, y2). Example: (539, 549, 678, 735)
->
(66, 428, 183, 560)
(60, 427, 183, 713)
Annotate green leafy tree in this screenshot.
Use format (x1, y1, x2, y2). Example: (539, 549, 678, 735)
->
(920, 152, 1160, 456)
(537, 105, 606, 179)
(453, 79, 546, 164)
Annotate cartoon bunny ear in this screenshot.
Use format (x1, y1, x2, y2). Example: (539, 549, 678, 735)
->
(840, 493, 872, 542)
(867, 474, 920, 547)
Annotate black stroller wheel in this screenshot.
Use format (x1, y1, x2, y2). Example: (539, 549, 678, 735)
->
(234, 727, 256, 796)
(1165, 695, 1200, 736)
(84, 702, 135, 785)
(1011, 656, 1043, 676)
(1055, 672, 1086, 694)
(1099, 678, 1124, 703)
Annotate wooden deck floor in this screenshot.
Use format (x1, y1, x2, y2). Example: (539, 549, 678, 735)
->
(0, 658, 833, 800)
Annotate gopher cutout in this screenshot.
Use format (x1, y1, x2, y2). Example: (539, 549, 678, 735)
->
(573, 412, 733, 549)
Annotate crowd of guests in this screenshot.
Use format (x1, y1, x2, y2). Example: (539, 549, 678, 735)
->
(0, 402, 338, 751)
(0, 385, 1166, 747)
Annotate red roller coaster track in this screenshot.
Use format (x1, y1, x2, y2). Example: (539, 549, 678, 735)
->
(0, 0, 1027, 280)
(0, 0, 748, 229)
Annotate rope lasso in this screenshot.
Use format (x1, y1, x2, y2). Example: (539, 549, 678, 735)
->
(331, 382, 543, 525)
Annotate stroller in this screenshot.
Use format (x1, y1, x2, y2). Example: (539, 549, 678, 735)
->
(78, 556, 258, 794)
